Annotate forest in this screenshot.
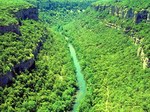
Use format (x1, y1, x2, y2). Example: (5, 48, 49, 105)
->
(0, 0, 150, 112)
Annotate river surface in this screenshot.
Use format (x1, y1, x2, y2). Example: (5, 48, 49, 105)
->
(68, 43, 86, 112)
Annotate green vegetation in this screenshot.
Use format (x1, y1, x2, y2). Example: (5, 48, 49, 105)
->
(115, 0, 150, 10)
(93, 0, 150, 10)
(0, 1, 77, 111)
(0, 30, 77, 111)
(0, 0, 33, 26)
(0, 20, 48, 75)
(104, 14, 150, 59)
(39, 8, 78, 27)
(0, 0, 149, 111)
(61, 11, 150, 111)
(91, 0, 150, 60)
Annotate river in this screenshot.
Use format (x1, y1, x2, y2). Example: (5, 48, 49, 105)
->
(68, 43, 86, 112)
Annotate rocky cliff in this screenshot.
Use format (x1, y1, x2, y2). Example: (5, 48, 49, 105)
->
(0, 58, 35, 86)
(0, 24, 21, 35)
(0, 36, 47, 87)
(15, 7, 38, 21)
(93, 4, 150, 23)
(0, 7, 38, 34)
(92, 4, 150, 69)
(0, 3, 46, 86)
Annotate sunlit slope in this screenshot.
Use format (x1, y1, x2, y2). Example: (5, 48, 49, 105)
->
(62, 11, 150, 111)
(0, 20, 48, 75)
(94, 0, 150, 10)
(92, 0, 150, 69)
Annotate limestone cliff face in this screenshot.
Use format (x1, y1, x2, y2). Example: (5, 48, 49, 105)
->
(0, 71, 14, 87)
(15, 7, 38, 21)
(0, 59, 35, 87)
(0, 24, 21, 35)
(0, 36, 47, 87)
(93, 4, 149, 69)
(0, 7, 38, 35)
(135, 10, 149, 23)
(137, 47, 150, 69)
(125, 8, 134, 18)
(93, 5, 150, 24)
(0, 6, 44, 86)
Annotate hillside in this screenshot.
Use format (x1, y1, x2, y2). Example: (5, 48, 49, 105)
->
(0, 0, 76, 111)
(92, 0, 150, 69)
(0, 0, 150, 111)
(61, 10, 150, 111)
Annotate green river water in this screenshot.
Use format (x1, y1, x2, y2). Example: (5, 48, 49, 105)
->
(68, 43, 86, 112)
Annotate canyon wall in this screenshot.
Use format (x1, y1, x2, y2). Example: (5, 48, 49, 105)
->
(0, 36, 47, 87)
(94, 5, 150, 23)
(0, 5, 46, 86)
(15, 7, 38, 21)
(93, 4, 150, 69)
(0, 7, 38, 34)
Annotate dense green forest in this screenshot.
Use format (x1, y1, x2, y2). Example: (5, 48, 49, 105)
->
(61, 11, 150, 111)
(0, 30, 77, 111)
(0, 0, 150, 111)
(94, 0, 150, 9)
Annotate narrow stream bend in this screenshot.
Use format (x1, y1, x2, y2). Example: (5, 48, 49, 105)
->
(68, 43, 86, 112)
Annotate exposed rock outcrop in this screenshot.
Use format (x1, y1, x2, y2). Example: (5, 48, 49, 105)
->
(0, 7, 38, 35)
(0, 4, 46, 87)
(0, 59, 34, 87)
(15, 7, 38, 21)
(0, 24, 21, 35)
(0, 71, 14, 87)
(135, 10, 149, 23)
(93, 4, 149, 24)
(147, 12, 150, 21)
(93, 4, 150, 69)
(137, 47, 150, 69)
(110, 6, 115, 15)
(125, 8, 134, 18)
(143, 57, 150, 69)
(0, 36, 47, 87)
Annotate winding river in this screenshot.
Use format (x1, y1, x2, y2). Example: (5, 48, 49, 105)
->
(63, 34, 86, 111)
(68, 43, 86, 112)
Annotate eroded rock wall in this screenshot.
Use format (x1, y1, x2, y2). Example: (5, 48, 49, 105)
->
(0, 36, 47, 87)
(0, 6, 45, 87)
(0, 7, 38, 35)
(93, 5, 149, 23)
(0, 24, 21, 35)
(15, 7, 38, 21)
(93, 4, 150, 69)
